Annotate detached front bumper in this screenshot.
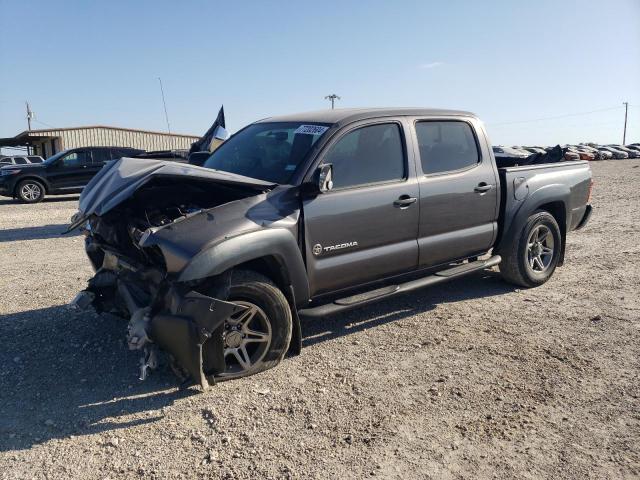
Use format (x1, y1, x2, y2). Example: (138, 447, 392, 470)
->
(72, 249, 247, 390)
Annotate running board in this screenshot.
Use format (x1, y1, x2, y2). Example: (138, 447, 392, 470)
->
(299, 255, 501, 319)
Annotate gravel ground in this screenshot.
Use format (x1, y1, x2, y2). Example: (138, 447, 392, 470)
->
(0, 160, 638, 479)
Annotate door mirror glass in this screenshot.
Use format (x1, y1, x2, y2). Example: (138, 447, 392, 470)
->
(317, 164, 333, 193)
(213, 126, 230, 141)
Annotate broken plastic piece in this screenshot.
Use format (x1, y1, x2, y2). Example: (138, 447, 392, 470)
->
(69, 291, 96, 310)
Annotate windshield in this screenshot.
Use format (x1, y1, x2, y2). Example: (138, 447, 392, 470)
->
(43, 149, 72, 165)
(203, 122, 331, 183)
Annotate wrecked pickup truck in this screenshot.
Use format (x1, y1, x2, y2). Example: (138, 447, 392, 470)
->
(70, 108, 593, 389)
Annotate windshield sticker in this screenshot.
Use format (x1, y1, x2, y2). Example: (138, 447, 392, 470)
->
(285, 164, 296, 171)
(294, 125, 329, 136)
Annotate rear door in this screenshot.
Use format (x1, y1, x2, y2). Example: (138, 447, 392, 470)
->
(412, 118, 499, 267)
(303, 119, 420, 296)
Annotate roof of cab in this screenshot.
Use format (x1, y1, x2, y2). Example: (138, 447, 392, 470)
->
(256, 108, 477, 126)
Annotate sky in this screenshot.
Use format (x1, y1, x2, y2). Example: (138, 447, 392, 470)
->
(1, 0, 639, 153)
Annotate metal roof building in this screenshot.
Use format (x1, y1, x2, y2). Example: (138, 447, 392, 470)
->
(0, 126, 200, 158)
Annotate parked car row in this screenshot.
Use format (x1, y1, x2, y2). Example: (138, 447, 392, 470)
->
(493, 143, 640, 162)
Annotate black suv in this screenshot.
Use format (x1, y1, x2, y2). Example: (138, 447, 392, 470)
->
(0, 146, 143, 203)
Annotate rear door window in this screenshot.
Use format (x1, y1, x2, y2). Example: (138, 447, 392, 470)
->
(415, 121, 479, 175)
(14, 157, 28, 165)
(324, 123, 406, 189)
(91, 149, 111, 164)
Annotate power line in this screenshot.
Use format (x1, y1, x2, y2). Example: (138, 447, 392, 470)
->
(157, 77, 171, 134)
(32, 119, 56, 129)
(489, 106, 623, 126)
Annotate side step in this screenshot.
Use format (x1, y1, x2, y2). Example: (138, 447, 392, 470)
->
(299, 255, 501, 319)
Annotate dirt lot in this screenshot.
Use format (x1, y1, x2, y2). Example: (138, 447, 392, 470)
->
(0, 160, 638, 480)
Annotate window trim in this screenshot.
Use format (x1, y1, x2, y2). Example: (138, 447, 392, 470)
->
(413, 118, 483, 178)
(313, 119, 410, 193)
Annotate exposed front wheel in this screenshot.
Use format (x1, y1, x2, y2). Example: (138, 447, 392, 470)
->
(16, 179, 45, 203)
(209, 270, 293, 380)
(499, 210, 562, 288)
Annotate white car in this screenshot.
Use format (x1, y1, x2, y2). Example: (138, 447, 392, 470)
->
(0, 155, 45, 166)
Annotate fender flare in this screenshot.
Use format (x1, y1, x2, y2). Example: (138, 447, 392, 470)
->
(496, 183, 569, 255)
(12, 175, 50, 195)
(178, 228, 310, 307)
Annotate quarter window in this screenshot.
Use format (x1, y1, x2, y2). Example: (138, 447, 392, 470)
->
(324, 123, 405, 189)
(416, 121, 479, 175)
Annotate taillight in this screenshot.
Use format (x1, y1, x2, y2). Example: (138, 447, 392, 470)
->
(587, 179, 594, 203)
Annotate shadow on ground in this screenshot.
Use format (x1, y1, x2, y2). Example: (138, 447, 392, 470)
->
(0, 224, 81, 242)
(301, 271, 514, 347)
(0, 195, 79, 206)
(0, 306, 197, 452)
(0, 271, 514, 452)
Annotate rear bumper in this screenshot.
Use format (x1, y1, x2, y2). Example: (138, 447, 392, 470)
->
(575, 204, 593, 230)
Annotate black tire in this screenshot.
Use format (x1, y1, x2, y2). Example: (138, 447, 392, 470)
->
(499, 210, 562, 288)
(213, 270, 292, 380)
(16, 179, 45, 203)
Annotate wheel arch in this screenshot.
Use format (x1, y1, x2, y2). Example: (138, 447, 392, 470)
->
(496, 184, 569, 264)
(536, 201, 567, 265)
(13, 175, 50, 196)
(178, 228, 310, 308)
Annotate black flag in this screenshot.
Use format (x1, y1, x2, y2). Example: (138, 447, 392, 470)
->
(189, 106, 226, 154)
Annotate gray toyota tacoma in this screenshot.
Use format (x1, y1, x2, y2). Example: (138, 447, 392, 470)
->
(69, 108, 593, 389)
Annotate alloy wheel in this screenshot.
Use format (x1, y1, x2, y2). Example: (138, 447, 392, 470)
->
(20, 183, 41, 201)
(219, 300, 272, 378)
(526, 225, 554, 273)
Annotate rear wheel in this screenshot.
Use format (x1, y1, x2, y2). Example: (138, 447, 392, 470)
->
(499, 210, 562, 288)
(16, 179, 45, 203)
(213, 270, 292, 380)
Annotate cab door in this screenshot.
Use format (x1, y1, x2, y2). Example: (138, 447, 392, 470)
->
(412, 118, 499, 267)
(303, 120, 420, 297)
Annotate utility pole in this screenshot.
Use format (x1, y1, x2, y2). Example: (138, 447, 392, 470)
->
(25, 101, 34, 131)
(623, 102, 628, 145)
(158, 77, 171, 134)
(324, 94, 341, 109)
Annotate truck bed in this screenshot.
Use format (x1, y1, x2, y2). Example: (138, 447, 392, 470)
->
(497, 160, 592, 244)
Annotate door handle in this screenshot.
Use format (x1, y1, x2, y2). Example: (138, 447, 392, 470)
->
(393, 195, 417, 208)
(474, 183, 494, 193)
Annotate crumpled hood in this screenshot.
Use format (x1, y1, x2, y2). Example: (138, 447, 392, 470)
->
(77, 157, 276, 218)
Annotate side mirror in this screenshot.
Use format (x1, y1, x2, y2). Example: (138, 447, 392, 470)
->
(213, 126, 230, 141)
(317, 164, 333, 193)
